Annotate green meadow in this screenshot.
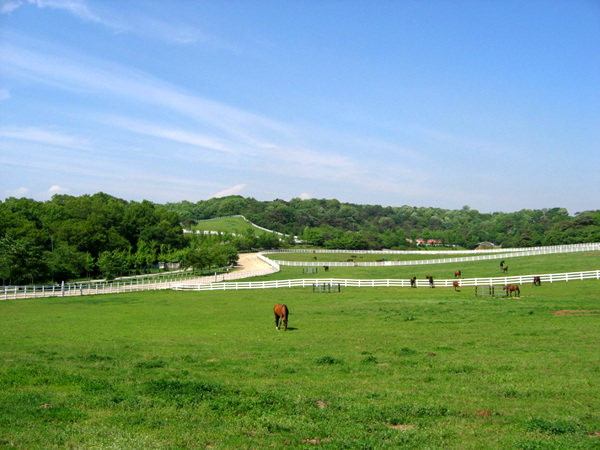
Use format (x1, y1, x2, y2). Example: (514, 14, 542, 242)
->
(256, 251, 600, 282)
(193, 217, 274, 237)
(1, 253, 599, 448)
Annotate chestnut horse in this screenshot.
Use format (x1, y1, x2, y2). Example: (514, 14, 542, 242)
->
(273, 304, 289, 331)
(410, 277, 417, 288)
(503, 284, 520, 298)
(453, 280, 460, 291)
(454, 270, 461, 278)
(533, 276, 541, 286)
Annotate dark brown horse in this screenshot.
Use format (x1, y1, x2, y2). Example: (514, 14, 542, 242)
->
(453, 280, 460, 291)
(503, 284, 520, 298)
(426, 275, 434, 288)
(533, 276, 541, 286)
(454, 270, 461, 278)
(502, 266, 508, 273)
(410, 277, 417, 288)
(273, 304, 289, 331)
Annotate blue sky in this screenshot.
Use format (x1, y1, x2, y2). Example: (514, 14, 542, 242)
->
(1, 0, 598, 214)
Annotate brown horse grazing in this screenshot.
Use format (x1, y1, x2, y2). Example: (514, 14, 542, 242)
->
(426, 275, 434, 288)
(503, 284, 520, 298)
(502, 266, 508, 273)
(273, 304, 289, 331)
(410, 277, 417, 288)
(453, 280, 460, 291)
(533, 276, 541, 286)
(454, 270, 461, 278)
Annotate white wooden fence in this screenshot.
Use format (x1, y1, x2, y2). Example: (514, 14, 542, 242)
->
(2, 243, 597, 300)
(262, 243, 600, 267)
(172, 270, 600, 292)
(263, 243, 598, 255)
(2, 266, 279, 301)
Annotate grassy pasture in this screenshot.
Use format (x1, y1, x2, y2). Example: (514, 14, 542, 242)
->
(255, 251, 600, 282)
(1, 254, 599, 448)
(265, 251, 485, 264)
(193, 216, 274, 237)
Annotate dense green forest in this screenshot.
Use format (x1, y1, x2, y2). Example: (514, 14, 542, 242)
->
(1, 192, 599, 285)
(0, 193, 236, 285)
(166, 196, 600, 250)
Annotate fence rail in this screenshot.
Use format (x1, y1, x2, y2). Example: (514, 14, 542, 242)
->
(3, 243, 597, 300)
(172, 270, 600, 292)
(1, 266, 278, 301)
(264, 243, 598, 255)
(263, 243, 600, 268)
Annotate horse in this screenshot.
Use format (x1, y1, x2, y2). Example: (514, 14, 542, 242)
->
(502, 266, 508, 273)
(503, 284, 520, 298)
(533, 276, 541, 286)
(410, 277, 417, 288)
(273, 304, 289, 331)
(454, 270, 461, 278)
(426, 275, 434, 288)
(453, 280, 460, 291)
(500, 260, 505, 268)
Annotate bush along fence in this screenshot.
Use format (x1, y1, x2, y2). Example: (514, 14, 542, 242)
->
(171, 270, 600, 292)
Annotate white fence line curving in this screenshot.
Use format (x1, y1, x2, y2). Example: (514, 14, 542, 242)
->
(262, 243, 598, 256)
(2, 244, 597, 300)
(172, 270, 600, 292)
(1, 265, 279, 301)
(261, 243, 600, 268)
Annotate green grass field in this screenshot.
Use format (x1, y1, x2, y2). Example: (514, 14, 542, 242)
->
(193, 216, 275, 237)
(1, 253, 599, 448)
(254, 251, 600, 283)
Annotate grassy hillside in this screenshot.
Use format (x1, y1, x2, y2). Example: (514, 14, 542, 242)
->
(1, 271, 599, 447)
(192, 216, 276, 237)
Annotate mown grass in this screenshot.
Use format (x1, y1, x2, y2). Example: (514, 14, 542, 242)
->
(193, 216, 274, 237)
(255, 251, 600, 283)
(1, 254, 599, 448)
(266, 251, 486, 264)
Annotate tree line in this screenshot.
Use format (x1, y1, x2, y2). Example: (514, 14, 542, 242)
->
(0, 193, 236, 285)
(165, 196, 600, 250)
(2, 193, 598, 285)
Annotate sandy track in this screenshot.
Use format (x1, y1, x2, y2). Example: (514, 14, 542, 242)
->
(235, 252, 272, 273)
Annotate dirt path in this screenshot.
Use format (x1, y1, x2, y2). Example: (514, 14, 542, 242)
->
(235, 252, 273, 273)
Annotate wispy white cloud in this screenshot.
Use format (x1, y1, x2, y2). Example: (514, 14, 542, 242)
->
(0, 41, 285, 146)
(1, 0, 102, 22)
(103, 116, 232, 154)
(211, 184, 247, 198)
(1, 0, 237, 50)
(0, 125, 91, 149)
(134, 16, 238, 50)
(1, 1, 21, 13)
(48, 184, 69, 195)
(4, 186, 29, 197)
(0, 38, 431, 204)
